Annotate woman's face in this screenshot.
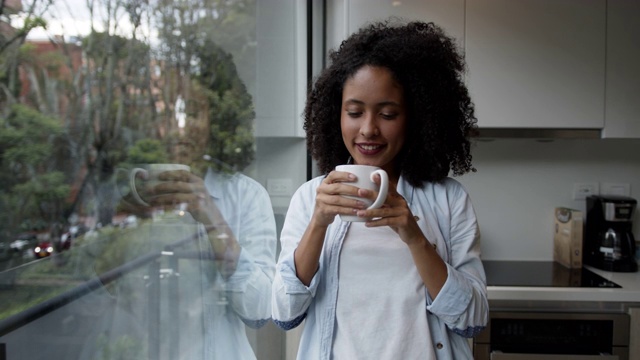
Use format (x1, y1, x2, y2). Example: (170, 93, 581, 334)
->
(340, 65, 407, 181)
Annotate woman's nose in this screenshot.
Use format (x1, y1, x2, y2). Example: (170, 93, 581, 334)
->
(360, 115, 379, 138)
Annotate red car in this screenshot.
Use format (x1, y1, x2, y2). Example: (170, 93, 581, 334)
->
(33, 241, 54, 259)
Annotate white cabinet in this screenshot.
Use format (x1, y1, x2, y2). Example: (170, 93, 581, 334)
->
(326, 0, 465, 57)
(255, 0, 307, 137)
(465, 0, 606, 129)
(602, 1, 640, 138)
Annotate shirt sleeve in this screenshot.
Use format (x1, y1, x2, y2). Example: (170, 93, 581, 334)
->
(220, 178, 278, 326)
(426, 179, 488, 337)
(271, 179, 321, 328)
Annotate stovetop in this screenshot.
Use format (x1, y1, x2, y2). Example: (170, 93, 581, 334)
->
(483, 261, 621, 288)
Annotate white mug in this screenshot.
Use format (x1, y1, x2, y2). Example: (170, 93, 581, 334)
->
(129, 163, 191, 206)
(335, 164, 389, 222)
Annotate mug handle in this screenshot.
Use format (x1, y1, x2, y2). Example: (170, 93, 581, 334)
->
(129, 167, 150, 206)
(368, 169, 388, 210)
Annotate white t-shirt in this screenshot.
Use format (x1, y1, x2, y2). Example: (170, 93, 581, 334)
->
(331, 222, 436, 359)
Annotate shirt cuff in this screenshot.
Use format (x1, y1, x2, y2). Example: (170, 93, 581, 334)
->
(426, 263, 472, 322)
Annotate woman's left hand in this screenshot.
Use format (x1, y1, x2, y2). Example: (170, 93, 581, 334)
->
(356, 177, 425, 246)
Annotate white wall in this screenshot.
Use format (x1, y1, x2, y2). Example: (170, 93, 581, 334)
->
(253, 137, 308, 212)
(457, 138, 640, 261)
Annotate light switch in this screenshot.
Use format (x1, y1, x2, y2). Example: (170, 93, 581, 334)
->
(267, 178, 292, 196)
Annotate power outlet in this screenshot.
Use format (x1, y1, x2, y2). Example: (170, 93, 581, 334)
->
(572, 182, 599, 200)
(267, 178, 292, 196)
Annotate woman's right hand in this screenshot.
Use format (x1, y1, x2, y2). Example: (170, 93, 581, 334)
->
(295, 169, 366, 285)
(311, 170, 367, 227)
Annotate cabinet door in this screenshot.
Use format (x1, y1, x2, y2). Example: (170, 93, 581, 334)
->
(255, 0, 307, 137)
(603, 0, 640, 138)
(466, 0, 606, 129)
(326, 0, 464, 54)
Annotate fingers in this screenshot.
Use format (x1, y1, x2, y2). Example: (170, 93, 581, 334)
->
(149, 171, 204, 194)
(138, 171, 208, 210)
(316, 191, 367, 216)
(323, 170, 356, 185)
(312, 171, 368, 225)
(156, 169, 194, 183)
(356, 190, 410, 223)
(319, 170, 363, 199)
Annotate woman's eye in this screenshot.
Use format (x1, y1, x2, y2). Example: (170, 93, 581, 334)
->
(381, 113, 397, 120)
(346, 111, 362, 118)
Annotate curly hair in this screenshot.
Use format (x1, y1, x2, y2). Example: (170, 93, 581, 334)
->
(304, 19, 477, 187)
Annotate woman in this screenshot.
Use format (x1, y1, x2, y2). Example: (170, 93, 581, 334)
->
(272, 19, 488, 359)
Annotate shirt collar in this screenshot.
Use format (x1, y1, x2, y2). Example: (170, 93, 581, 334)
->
(204, 167, 228, 199)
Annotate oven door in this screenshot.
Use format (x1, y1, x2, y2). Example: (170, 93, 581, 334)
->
(473, 312, 630, 360)
(490, 352, 619, 359)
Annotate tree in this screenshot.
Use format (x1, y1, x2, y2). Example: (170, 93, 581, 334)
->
(153, 0, 257, 173)
(3, 0, 259, 232)
(125, 139, 169, 165)
(0, 0, 50, 109)
(195, 39, 255, 172)
(0, 104, 69, 236)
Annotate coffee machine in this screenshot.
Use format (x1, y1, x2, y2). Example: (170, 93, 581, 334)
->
(584, 195, 638, 272)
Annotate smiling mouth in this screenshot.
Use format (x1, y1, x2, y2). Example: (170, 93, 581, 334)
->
(357, 143, 385, 154)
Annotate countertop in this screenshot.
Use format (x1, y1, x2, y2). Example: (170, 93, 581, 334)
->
(487, 264, 640, 304)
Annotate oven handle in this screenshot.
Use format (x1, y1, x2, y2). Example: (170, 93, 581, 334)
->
(491, 352, 618, 360)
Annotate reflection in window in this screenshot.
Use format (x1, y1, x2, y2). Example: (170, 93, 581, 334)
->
(0, 0, 301, 358)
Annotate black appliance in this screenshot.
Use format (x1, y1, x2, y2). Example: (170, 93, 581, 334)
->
(473, 311, 630, 360)
(483, 261, 621, 288)
(585, 195, 638, 272)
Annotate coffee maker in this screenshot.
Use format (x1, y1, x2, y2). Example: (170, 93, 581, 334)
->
(584, 195, 638, 272)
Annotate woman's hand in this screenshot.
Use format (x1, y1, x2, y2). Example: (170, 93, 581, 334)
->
(142, 170, 240, 274)
(138, 170, 214, 223)
(312, 170, 368, 228)
(356, 176, 425, 246)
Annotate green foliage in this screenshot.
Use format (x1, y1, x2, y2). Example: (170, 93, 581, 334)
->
(194, 40, 255, 171)
(82, 31, 147, 61)
(125, 139, 170, 164)
(96, 334, 147, 360)
(13, 172, 71, 204)
(18, 17, 48, 37)
(0, 104, 68, 233)
(0, 105, 62, 165)
(0, 285, 73, 321)
(207, 90, 255, 170)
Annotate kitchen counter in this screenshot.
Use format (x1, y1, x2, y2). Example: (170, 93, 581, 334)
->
(488, 265, 640, 304)
(483, 262, 640, 359)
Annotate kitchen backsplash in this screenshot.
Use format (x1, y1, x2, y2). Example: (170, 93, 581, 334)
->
(457, 138, 640, 261)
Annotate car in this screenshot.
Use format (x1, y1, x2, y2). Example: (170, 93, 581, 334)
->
(33, 241, 54, 259)
(10, 233, 38, 253)
(10, 239, 30, 252)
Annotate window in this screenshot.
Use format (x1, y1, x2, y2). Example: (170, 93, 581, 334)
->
(0, 0, 312, 358)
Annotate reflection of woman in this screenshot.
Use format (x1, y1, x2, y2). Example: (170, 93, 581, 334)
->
(272, 20, 487, 359)
(146, 167, 278, 359)
(90, 166, 277, 360)
(196, 168, 278, 359)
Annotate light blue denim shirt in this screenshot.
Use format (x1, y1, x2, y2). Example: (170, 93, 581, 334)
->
(272, 175, 488, 360)
(79, 168, 277, 360)
(201, 168, 278, 360)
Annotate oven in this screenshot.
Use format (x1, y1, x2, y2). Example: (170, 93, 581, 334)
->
(476, 261, 631, 359)
(473, 311, 630, 359)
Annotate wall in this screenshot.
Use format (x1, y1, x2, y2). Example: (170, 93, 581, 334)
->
(254, 137, 640, 263)
(253, 137, 308, 212)
(457, 138, 640, 261)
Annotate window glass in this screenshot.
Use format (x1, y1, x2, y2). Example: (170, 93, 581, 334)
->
(0, 0, 307, 358)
